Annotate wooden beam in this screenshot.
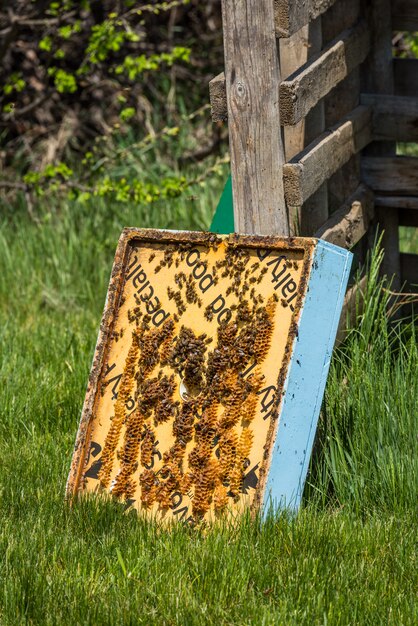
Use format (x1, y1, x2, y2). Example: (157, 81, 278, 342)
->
(392, 0, 418, 31)
(274, 0, 338, 38)
(375, 195, 418, 211)
(280, 21, 370, 126)
(361, 93, 418, 142)
(362, 156, 418, 196)
(401, 253, 418, 287)
(394, 58, 418, 97)
(221, 0, 289, 236)
(315, 184, 374, 248)
(283, 105, 372, 207)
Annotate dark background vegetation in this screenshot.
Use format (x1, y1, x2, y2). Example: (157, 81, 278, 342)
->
(1, 1, 224, 191)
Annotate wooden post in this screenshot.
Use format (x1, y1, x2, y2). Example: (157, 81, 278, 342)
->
(221, 0, 289, 236)
(363, 0, 401, 289)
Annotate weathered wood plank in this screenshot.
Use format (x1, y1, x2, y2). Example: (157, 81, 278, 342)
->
(274, 0, 338, 38)
(361, 93, 418, 142)
(280, 21, 370, 126)
(315, 184, 374, 248)
(375, 195, 418, 211)
(283, 105, 372, 207)
(221, 0, 289, 236)
(392, 0, 418, 31)
(335, 276, 368, 346)
(394, 58, 418, 97)
(209, 73, 227, 123)
(400, 253, 418, 286)
(362, 156, 418, 196)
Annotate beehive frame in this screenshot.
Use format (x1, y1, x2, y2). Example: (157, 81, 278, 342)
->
(67, 229, 351, 523)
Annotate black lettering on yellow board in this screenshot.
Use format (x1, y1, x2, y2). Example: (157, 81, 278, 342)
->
(186, 249, 216, 295)
(207, 294, 232, 325)
(126, 254, 139, 277)
(258, 385, 277, 420)
(143, 441, 162, 470)
(103, 362, 122, 400)
(173, 506, 189, 520)
(257, 249, 271, 262)
(226, 462, 259, 498)
(126, 257, 170, 328)
(242, 361, 257, 378)
(84, 441, 102, 479)
(241, 463, 259, 494)
(256, 249, 302, 311)
(267, 254, 287, 279)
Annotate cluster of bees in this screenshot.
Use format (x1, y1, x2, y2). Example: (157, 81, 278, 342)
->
(94, 241, 278, 521)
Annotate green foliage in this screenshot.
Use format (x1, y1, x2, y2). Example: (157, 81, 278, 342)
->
(1, 0, 211, 163)
(47, 67, 78, 93)
(114, 47, 191, 80)
(3, 72, 25, 95)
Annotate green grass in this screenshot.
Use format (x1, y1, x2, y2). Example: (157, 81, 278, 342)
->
(0, 174, 417, 624)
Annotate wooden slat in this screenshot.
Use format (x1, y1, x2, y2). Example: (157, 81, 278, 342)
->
(401, 253, 418, 286)
(394, 58, 418, 97)
(221, 0, 289, 236)
(375, 195, 418, 211)
(335, 276, 368, 346)
(314, 184, 374, 248)
(209, 73, 227, 123)
(280, 21, 370, 126)
(362, 156, 418, 196)
(283, 105, 372, 207)
(392, 0, 418, 31)
(361, 93, 418, 142)
(274, 0, 338, 38)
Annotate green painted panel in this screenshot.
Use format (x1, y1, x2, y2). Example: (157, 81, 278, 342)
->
(210, 174, 234, 234)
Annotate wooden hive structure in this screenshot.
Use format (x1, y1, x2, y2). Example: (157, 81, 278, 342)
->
(210, 0, 418, 296)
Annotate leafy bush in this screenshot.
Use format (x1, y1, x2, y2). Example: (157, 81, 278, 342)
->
(0, 0, 225, 211)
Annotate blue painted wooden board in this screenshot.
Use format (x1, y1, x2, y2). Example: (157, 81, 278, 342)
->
(262, 239, 351, 512)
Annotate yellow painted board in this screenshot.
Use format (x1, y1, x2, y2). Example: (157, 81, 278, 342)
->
(67, 229, 316, 523)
